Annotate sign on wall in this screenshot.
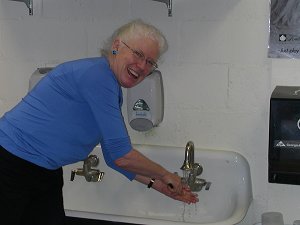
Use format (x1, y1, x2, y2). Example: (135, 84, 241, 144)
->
(269, 0, 300, 58)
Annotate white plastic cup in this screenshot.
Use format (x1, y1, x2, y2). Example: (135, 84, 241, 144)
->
(261, 212, 284, 225)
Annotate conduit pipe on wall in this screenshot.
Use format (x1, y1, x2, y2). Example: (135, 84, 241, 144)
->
(9, 0, 173, 17)
(152, 0, 172, 16)
(10, 0, 33, 15)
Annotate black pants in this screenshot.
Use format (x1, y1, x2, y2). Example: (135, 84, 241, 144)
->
(0, 145, 66, 225)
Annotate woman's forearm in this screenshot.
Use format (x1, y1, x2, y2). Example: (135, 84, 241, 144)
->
(114, 148, 168, 180)
(116, 148, 184, 195)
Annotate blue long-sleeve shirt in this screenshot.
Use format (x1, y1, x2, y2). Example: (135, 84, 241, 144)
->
(0, 57, 135, 180)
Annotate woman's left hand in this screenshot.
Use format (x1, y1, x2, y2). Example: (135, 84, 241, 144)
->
(161, 171, 184, 195)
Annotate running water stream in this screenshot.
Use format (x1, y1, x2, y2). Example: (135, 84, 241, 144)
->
(181, 170, 198, 222)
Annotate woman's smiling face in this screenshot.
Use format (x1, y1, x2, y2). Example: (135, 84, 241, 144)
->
(110, 37, 159, 88)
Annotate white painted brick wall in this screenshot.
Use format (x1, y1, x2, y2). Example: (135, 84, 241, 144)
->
(1, 0, 299, 224)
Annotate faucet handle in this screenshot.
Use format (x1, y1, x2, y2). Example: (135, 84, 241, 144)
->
(205, 181, 212, 190)
(193, 163, 203, 176)
(85, 169, 105, 182)
(70, 153, 105, 183)
(70, 170, 76, 181)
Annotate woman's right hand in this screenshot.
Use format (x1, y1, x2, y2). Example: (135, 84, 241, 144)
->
(153, 179, 199, 204)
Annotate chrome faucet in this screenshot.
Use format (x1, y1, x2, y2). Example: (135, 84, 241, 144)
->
(70, 155, 104, 182)
(181, 141, 196, 171)
(180, 141, 211, 192)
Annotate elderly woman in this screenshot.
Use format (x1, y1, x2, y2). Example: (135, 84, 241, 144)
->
(0, 19, 198, 225)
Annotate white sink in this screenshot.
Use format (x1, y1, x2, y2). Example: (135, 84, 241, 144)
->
(63, 144, 252, 225)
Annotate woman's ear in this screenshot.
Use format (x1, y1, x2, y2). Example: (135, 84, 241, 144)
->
(112, 39, 120, 52)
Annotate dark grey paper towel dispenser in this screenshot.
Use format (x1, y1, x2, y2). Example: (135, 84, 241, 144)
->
(269, 86, 300, 185)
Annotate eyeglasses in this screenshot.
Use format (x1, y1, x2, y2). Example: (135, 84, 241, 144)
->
(121, 41, 158, 72)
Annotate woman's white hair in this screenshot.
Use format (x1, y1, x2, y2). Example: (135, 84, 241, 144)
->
(101, 19, 168, 59)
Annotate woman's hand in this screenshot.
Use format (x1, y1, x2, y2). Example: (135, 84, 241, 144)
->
(154, 179, 199, 204)
(135, 174, 198, 204)
(160, 171, 184, 195)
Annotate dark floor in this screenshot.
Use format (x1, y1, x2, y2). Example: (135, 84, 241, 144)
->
(65, 216, 142, 225)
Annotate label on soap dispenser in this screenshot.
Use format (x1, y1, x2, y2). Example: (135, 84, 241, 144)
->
(133, 110, 152, 120)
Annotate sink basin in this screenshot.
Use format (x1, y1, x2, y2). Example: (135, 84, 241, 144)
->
(63, 144, 252, 225)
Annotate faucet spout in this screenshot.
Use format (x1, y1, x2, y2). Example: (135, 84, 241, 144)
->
(179, 141, 210, 192)
(180, 141, 194, 171)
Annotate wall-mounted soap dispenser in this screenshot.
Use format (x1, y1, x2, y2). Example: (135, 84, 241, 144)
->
(269, 86, 300, 185)
(127, 70, 164, 132)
